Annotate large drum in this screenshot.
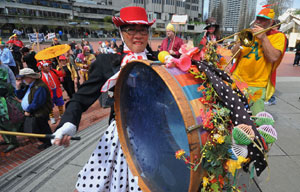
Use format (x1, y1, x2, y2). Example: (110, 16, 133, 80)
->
(115, 60, 209, 192)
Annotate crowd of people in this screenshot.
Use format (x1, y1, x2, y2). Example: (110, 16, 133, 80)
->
(0, 4, 295, 192)
(0, 33, 123, 153)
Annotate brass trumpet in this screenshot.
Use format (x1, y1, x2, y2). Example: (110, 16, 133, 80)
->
(216, 21, 283, 47)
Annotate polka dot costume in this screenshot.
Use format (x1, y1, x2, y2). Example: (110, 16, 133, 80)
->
(194, 60, 267, 176)
(76, 121, 141, 192)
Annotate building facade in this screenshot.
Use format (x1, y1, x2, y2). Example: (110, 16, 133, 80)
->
(209, 0, 257, 36)
(0, 0, 206, 39)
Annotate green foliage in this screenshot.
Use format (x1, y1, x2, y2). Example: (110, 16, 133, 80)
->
(104, 16, 112, 23)
(295, 9, 300, 15)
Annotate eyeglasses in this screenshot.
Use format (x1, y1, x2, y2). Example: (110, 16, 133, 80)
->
(122, 27, 149, 36)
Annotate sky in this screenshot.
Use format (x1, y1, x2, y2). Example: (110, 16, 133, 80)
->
(293, 0, 300, 9)
(256, 0, 300, 14)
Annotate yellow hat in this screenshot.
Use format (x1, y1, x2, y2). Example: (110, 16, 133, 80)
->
(166, 23, 175, 32)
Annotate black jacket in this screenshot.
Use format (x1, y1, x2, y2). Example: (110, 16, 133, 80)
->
(57, 45, 157, 129)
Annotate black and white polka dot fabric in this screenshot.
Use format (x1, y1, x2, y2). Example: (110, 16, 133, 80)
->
(76, 121, 141, 192)
(194, 60, 267, 176)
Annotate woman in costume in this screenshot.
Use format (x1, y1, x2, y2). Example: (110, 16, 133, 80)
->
(56, 55, 77, 99)
(52, 6, 156, 192)
(75, 46, 96, 82)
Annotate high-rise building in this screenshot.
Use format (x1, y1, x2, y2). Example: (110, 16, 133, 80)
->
(208, 0, 257, 35)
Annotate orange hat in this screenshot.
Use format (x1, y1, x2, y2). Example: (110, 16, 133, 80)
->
(59, 55, 67, 60)
(53, 37, 58, 40)
(257, 8, 275, 20)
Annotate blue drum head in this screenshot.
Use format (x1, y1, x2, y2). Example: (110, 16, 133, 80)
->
(118, 62, 190, 191)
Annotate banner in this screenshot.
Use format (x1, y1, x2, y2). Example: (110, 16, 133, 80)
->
(46, 33, 56, 40)
(28, 33, 45, 43)
(13, 29, 23, 36)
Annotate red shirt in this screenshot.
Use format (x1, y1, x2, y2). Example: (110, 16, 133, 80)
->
(41, 69, 65, 98)
(6, 39, 24, 48)
(160, 36, 184, 58)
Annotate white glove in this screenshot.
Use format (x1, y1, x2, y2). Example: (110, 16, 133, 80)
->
(51, 122, 77, 144)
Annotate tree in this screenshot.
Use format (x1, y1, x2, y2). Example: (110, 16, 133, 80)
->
(259, 0, 293, 17)
(103, 16, 113, 32)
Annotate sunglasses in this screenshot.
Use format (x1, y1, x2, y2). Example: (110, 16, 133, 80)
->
(122, 27, 149, 36)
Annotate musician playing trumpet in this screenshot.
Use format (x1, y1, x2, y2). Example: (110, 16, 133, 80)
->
(227, 7, 287, 115)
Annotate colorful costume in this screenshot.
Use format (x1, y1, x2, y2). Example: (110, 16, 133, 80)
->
(231, 30, 286, 114)
(0, 65, 22, 152)
(57, 62, 77, 98)
(75, 53, 96, 81)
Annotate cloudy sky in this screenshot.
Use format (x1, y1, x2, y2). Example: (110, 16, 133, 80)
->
(256, 0, 300, 13)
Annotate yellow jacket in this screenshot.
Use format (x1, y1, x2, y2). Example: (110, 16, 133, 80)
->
(57, 63, 77, 81)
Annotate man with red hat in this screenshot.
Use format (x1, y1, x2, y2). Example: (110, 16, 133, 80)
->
(39, 60, 65, 124)
(53, 6, 157, 192)
(56, 55, 77, 99)
(229, 7, 287, 115)
(6, 34, 24, 73)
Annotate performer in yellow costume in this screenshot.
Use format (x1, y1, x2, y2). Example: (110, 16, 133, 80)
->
(230, 7, 287, 115)
(75, 46, 96, 82)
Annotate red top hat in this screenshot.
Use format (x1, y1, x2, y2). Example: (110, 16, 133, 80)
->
(112, 6, 156, 27)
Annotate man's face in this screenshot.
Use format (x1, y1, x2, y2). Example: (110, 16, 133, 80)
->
(254, 17, 273, 29)
(207, 26, 216, 34)
(41, 64, 50, 72)
(121, 25, 149, 53)
(166, 30, 174, 38)
(23, 77, 33, 85)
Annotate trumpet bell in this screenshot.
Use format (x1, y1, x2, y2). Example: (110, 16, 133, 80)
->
(239, 29, 254, 47)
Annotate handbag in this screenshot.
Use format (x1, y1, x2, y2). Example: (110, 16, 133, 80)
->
(23, 116, 39, 133)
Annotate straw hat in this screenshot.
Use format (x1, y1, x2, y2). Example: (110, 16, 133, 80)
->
(18, 68, 40, 79)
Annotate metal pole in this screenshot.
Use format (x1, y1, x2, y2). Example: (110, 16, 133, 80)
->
(0, 130, 81, 140)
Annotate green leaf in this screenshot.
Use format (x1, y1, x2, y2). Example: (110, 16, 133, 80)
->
(211, 183, 220, 191)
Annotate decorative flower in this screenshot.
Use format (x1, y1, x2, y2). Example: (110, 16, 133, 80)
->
(213, 134, 225, 144)
(225, 156, 249, 176)
(202, 176, 209, 188)
(175, 149, 185, 159)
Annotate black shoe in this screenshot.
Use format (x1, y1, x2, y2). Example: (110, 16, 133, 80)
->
(38, 143, 52, 150)
(3, 144, 19, 153)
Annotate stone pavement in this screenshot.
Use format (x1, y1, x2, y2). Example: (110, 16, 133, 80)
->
(0, 77, 299, 191)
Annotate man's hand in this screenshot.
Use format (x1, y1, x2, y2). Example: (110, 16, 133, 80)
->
(169, 50, 176, 55)
(224, 64, 232, 74)
(252, 24, 267, 41)
(24, 111, 30, 116)
(51, 122, 76, 147)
